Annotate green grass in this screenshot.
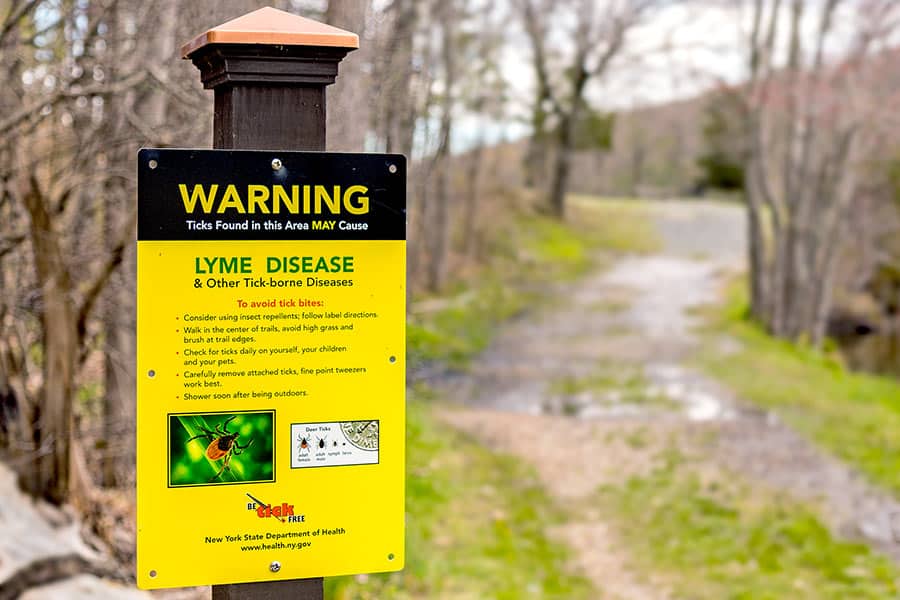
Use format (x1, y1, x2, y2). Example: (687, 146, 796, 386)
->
(568, 195, 663, 255)
(518, 214, 593, 276)
(599, 452, 900, 599)
(698, 280, 900, 496)
(407, 276, 529, 369)
(408, 196, 662, 369)
(326, 392, 594, 599)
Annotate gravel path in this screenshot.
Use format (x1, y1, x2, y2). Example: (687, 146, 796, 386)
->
(435, 199, 900, 594)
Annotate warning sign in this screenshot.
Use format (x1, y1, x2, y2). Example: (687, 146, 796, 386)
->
(136, 149, 406, 589)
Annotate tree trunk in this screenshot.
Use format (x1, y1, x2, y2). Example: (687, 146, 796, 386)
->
(746, 200, 767, 321)
(523, 123, 547, 189)
(378, 0, 416, 157)
(102, 265, 135, 487)
(408, 172, 429, 290)
(0, 331, 33, 474)
(325, 0, 369, 151)
(101, 0, 176, 487)
(630, 141, 646, 197)
(462, 141, 484, 258)
(427, 1, 455, 292)
(548, 110, 577, 218)
(428, 159, 451, 292)
(22, 177, 76, 504)
(810, 241, 840, 346)
(768, 227, 789, 335)
(786, 217, 823, 341)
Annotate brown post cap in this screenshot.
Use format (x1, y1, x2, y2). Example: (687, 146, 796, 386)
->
(182, 6, 359, 59)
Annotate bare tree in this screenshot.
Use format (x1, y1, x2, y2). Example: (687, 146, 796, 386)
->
(516, 0, 659, 216)
(371, 0, 418, 156)
(459, 1, 508, 258)
(732, 0, 900, 344)
(0, 0, 144, 503)
(326, 0, 370, 151)
(98, 0, 182, 488)
(426, 0, 458, 292)
(0, 0, 215, 503)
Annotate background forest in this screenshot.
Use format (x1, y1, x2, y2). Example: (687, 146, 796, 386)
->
(4, 0, 900, 598)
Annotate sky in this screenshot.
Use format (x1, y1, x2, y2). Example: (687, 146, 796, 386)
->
(451, 0, 867, 153)
(452, 3, 752, 152)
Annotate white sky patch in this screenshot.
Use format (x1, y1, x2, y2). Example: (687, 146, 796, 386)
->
(447, 0, 878, 153)
(592, 1, 869, 109)
(599, 4, 748, 109)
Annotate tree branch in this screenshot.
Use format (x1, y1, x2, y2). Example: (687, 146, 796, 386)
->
(0, 70, 147, 137)
(75, 209, 136, 346)
(515, 0, 561, 118)
(0, 0, 41, 47)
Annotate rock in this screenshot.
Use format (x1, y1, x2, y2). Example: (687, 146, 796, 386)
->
(19, 574, 150, 600)
(0, 461, 144, 599)
(0, 462, 98, 584)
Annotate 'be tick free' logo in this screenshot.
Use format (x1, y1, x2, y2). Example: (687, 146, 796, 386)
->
(245, 492, 305, 523)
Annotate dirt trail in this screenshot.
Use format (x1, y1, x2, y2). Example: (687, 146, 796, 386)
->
(435, 200, 900, 595)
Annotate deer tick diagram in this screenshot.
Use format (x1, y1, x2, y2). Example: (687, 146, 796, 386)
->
(291, 420, 379, 469)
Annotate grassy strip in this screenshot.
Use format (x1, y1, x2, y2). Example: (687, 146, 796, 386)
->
(325, 391, 594, 599)
(408, 197, 661, 368)
(698, 281, 900, 496)
(407, 276, 529, 369)
(599, 452, 899, 599)
(567, 195, 663, 256)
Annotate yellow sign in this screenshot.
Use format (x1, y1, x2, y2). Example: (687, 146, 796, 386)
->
(136, 150, 406, 589)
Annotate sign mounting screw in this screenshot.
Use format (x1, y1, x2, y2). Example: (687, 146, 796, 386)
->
(388, 163, 397, 174)
(269, 560, 281, 573)
(271, 158, 283, 171)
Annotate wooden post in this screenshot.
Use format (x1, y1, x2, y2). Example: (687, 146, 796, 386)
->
(182, 7, 358, 599)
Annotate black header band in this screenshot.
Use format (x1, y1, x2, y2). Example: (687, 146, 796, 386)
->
(138, 149, 406, 241)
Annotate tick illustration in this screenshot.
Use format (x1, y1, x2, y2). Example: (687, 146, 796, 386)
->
(186, 415, 254, 482)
